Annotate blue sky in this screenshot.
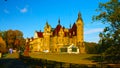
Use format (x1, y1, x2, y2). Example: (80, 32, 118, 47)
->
(0, 0, 109, 43)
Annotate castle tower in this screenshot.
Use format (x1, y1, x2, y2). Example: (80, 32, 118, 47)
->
(76, 12, 85, 53)
(43, 21, 51, 52)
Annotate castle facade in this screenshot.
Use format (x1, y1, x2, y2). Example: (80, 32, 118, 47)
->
(27, 12, 85, 53)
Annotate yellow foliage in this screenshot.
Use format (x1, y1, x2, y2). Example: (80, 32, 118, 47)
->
(0, 37, 6, 53)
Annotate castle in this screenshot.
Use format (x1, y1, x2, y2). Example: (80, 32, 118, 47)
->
(26, 12, 85, 53)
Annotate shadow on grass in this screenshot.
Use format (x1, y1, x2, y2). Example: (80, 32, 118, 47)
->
(0, 58, 27, 68)
(20, 55, 91, 68)
(84, 55, 120, 68)
(84, 55, 102, 63)
(85, 55, 120, 63)
(1, 55, 119, 68)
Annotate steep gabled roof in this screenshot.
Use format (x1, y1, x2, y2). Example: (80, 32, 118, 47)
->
(37, 32, 43, 38)
(72, 23, 77, 31)
(52, 23, 77, 37)
(53, 24, 62, 36)
(69, 23, 77, 37)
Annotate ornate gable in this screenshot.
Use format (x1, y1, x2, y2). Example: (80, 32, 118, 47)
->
(53, 24, 62, 36)
(44, 21, 51, 33)
(59, 27, 64, 37)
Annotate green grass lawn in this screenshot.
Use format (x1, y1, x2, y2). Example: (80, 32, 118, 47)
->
(29, 52, 98, 64)
(3, 53, 19, 59)
(3, 52, 98, 64)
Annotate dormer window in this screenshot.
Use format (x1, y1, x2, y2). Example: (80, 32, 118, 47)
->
(69, 33, 71, 36)
(73, 31, 75, 35)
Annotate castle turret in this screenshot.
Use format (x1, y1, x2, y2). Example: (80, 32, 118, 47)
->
(43, 21, 51, 52)
(76, 12, 85, 53)
(44, 21, 51, 33)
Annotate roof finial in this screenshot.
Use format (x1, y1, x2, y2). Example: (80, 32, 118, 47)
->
(69, 23, 71, 28)
(46, 21, 49, 28)
(58, 18, 60, 25)
(77, 11, 83, 21)
(46, 21, 48, 25)
(78, 12, 81, 19)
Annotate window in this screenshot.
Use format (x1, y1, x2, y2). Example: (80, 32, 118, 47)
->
(60, 48, 67, 52)
(72, 48, 77, 52)
(73, 31, 75, 35)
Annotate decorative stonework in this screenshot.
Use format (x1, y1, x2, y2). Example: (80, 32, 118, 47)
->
(26, 12, 85, 54)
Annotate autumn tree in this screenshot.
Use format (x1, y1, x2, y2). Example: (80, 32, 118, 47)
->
(93, 0, 120, 63)
(0, 36, 6, 53)
(13, 30, 25, 50)
(0, 30, 25, 51)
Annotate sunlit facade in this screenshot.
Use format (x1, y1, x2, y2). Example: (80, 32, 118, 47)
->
(27, 12, 85, 53)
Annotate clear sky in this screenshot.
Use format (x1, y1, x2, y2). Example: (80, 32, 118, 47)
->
(0, 0, 109, 43)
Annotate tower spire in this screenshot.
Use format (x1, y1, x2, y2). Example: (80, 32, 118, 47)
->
(78, 12, 81, 19)
(46, 21, 49, 27)
(77, 12, 83, 21)
(69, 23, 71, 28)
(58, 18, 60, 25)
